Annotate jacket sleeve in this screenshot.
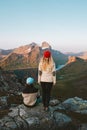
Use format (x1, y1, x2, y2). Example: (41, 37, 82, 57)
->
(52, 63, 56, 85)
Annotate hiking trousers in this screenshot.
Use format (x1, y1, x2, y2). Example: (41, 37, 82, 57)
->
(41, 82, 53, 107)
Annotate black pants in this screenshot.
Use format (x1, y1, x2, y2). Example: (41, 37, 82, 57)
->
(41, 82, 53, 107)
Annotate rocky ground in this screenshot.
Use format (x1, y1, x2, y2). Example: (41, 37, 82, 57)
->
(0, 69, 87, 130)
(1, 97, 87, 130)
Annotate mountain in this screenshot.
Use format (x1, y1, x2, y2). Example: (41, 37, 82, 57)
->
(57, 56, 86, 78)
(0, 43, 41, 70)
(78, 51, 87, 60)
(0, 49, 13, 60)
(54, 56, 87, 100)
(65, 51, 87, 60)
(0, 42, 68, 70)
(66, 56, 84, 64)
(41, 41, 51, 49)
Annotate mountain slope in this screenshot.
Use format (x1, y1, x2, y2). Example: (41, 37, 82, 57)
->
(0, 43, 41, 70)
(52, 57, 87, 100)
(57, 57, 86, 79)
(0, 42, 68, 70)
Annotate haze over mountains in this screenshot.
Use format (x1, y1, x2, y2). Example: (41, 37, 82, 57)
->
(65, 51, 87, 60)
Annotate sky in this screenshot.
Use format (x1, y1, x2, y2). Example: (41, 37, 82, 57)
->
(0, 0, 87, 53)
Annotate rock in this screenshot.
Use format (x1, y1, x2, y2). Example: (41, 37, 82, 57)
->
(1, 97, 87, 130)
(49, 99, 60, 106)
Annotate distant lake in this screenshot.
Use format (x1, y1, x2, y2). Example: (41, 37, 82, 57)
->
(56, 64, 65, 71)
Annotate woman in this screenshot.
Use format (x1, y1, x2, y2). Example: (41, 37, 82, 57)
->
(38, 50, 56, 111)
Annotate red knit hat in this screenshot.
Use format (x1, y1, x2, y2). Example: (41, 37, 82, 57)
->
(43, 50, 51, 58)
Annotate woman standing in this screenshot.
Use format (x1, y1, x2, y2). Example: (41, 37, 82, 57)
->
(38, 50, 56, 111)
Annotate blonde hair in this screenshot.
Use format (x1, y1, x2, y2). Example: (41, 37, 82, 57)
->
(40, 56, 54, 71)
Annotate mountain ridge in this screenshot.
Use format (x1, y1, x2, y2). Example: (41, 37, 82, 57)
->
(0, 42, 68, 70)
